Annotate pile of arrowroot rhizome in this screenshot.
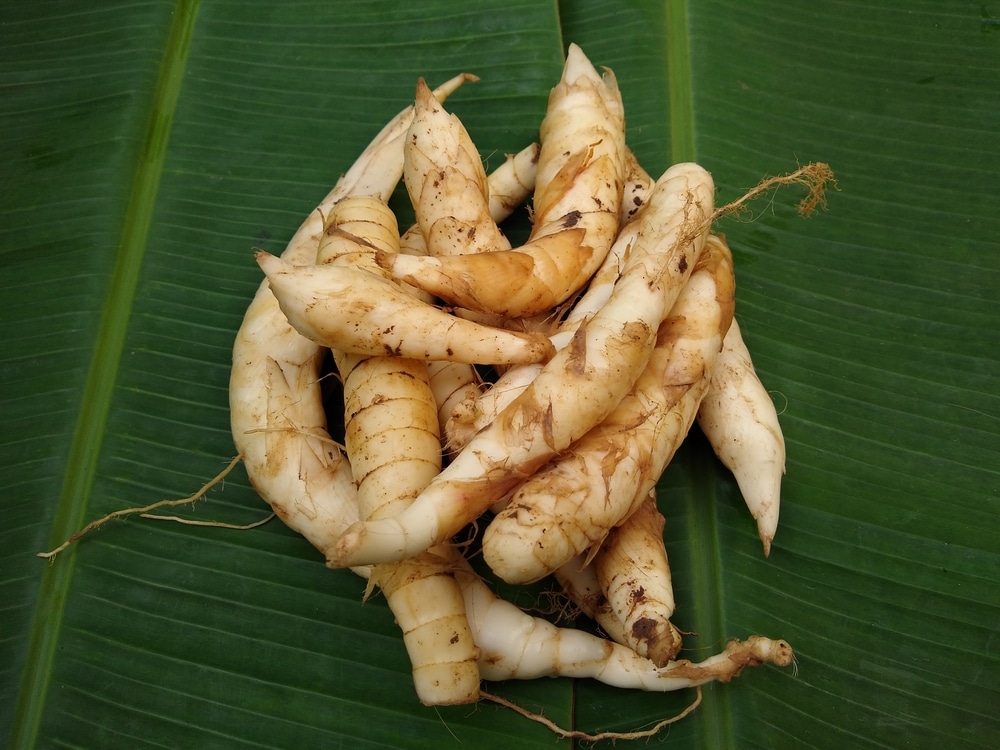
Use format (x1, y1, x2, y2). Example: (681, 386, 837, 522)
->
(46, 44, 834, 742)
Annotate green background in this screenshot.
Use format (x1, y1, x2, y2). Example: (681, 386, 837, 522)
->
(2, 1, 997, 748)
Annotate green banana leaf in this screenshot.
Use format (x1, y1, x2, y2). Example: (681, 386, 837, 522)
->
(3, 1, 997, 747)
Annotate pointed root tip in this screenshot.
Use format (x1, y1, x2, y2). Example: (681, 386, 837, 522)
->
(755, 511, 778, 557)
(254, 249, 278, 270)
(414, 76, 433, 102)
(560, 42, 602, 83)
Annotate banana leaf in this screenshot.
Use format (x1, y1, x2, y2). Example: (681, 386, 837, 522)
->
(2, 1, 997, 747)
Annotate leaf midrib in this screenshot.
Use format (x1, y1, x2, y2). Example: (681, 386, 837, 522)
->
(8, 2, 202, 747)
(665, 2, 733, 747)
(666, 0, 696, 164)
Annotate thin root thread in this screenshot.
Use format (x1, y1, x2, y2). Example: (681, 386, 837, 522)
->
(713, 161, 837, 220)
(479, 685, 702, 742)
(37, 453, 245, 560)
(139, 512, 274, 530)
(670, 162, 836, 257)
